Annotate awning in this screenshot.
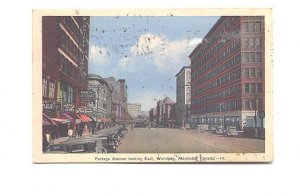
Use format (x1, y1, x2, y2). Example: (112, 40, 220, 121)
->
(51, 118, 70, 124)
(59, 112, 75, 122)
(78, 114, 92, 123)
(86, 114, 96, 122)
(43, 113, 56, 126)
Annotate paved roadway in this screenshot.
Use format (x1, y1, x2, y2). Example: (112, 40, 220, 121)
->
(117, 127, 265, 153)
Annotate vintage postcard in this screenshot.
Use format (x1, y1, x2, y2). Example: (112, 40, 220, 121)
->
(32, 9, 273, 163)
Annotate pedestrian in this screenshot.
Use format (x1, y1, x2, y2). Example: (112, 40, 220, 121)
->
(131, 123, 134, 131)
(91, 123, 95, 134)
(45, 130, 52, 149)
(68, 125, 74, 139)
(148, 123, 151, 130)
(84, 123, 88, 135)
(78, 123, 83, 138)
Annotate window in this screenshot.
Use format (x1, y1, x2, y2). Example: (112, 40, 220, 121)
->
(257, 83, 262, 93)
(249, 52, 255, 62)
(244, 68, 249, 78)
(250, 83, 256, 93)
(249, 38, 255, 47)
(250, 68, 255, 77)
(244, 98, 250, 110)
(242, 22, 248, 32)
(256, 52, 262, 62)
(244, 83, 249, 93)
(248, 22, 254, 32)
(250, 99, 256, 110)
(42, 78, 48, 97)
(255, 38, 261, 47)
(48, 82, 55, 99)
(243, 52, 249, 62)
(256, 68, 262, 77)
(255, 22, 261, 32)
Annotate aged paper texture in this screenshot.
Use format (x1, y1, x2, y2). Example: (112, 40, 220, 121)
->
(33, 9, 272, 163)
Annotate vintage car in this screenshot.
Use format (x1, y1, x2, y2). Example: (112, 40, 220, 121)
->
(223, 126, 239, 136)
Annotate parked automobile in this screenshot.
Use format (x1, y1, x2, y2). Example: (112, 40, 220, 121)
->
(223, 126, 239, 136)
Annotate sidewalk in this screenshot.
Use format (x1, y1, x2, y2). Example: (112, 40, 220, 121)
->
(52, 125, 124, 144)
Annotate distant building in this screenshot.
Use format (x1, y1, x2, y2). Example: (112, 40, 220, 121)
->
(175, 66, 191, 126)
(156, 97, 175, 125)
(104, 77, 128, 122)
(127, 103, 141, 119)
(88, 74, 112, 119)
(149, 107, 157, 122)
(189, 16, 265, 128)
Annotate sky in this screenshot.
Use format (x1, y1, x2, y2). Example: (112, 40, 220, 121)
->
(88, 16, 220, 111)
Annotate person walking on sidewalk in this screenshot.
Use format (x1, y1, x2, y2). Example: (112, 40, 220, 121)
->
(68, 125, 74, 139)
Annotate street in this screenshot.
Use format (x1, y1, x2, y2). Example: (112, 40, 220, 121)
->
(117, 127, 265, 153)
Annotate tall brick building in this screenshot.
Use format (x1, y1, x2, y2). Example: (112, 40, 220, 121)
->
(189, 16, 265, 128)
(175, 66, 191, 126)
(42, 16, 90, 114)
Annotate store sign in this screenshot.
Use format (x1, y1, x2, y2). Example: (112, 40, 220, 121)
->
(80, 90, 95, 101)
(77, 106, 93, 113)
(43, 100, 56, 112)
(64, 104, 75, 112)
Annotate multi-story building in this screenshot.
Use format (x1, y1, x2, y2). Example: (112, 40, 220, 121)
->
(88, 74, 112, 119)
(149, 107, 157, 122)
(189, 16, 265, 129)
(104, 77, 128, 122)
(175, 66, 191, 126)
(156, 97, 175, 125)
(127, 103, 141, 119)
(42, 16, 90, 115)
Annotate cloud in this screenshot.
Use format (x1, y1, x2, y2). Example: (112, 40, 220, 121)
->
(188, 37, 202, 46)
(116, 33, 202, 73)
(89, 45, 109, 65)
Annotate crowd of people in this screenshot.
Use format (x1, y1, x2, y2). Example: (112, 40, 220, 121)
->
(42, 121, 122, 152)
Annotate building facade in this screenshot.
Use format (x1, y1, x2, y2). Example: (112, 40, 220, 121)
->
(42, 16, 90, 115)
(156, 97, 175, 125)
(88, 74, 112, 119)
(104, 77, 128, 122)
(149, 107, 157, 122)
(175, 66, 191, 125)
(127, 103, 141, 119)
(189, 16, 265, 129)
